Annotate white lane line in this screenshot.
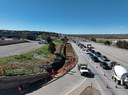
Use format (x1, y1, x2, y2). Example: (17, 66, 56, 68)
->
(65, 78, 87, 95)
(94, 79, 105, 95)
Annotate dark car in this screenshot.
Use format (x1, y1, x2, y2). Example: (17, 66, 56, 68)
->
(91, 56, 99, 62)
(101, 55, 109, 61)
(95, 52, 101, 57)
(110, 61, 120, 68)
(90, 50, 95, 54)
(89, 53, 94, 58)
(83, 45, 86, 48)
(100, 61, 109, 69)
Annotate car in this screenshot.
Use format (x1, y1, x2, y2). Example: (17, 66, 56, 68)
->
(110, 61, 120, 68)
(88, 53, 94, 59)
(101, 55, 109, 61)
(95, 52, 101, 57)
(90, 50, 95, 54)
(91, 56, 100, 62)
(83, 45, 86, 48)
(100, 61, 109, 69)
(38, 40, 48, 44)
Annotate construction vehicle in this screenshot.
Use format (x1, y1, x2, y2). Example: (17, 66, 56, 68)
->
(112, 65, 128, 88)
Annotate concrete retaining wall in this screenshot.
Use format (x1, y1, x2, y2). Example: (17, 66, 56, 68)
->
(0, 73, 51, 90)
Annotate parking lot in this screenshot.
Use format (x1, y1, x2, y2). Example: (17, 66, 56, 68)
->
(0, 41, 44, 57)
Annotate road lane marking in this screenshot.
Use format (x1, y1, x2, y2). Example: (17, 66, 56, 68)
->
(94, 79, 105, 95)
(65, 78, 87, 95)
(95, 47, 128, 64)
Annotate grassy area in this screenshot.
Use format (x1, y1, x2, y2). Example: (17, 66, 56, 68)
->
(33, 44, 52, 58)
(0, 40, 62, 65)
(0, 40, 62, 75)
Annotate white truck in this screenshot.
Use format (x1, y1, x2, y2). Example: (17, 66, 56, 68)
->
(112, 65, 128, 88)
(78, 64, 89, 76)
(87, 44, 92, 48)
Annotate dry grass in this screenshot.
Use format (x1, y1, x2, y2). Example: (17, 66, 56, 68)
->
(66, 43, 74, 58)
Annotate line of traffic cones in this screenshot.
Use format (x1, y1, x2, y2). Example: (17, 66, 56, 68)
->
(106, 84, 118, 89)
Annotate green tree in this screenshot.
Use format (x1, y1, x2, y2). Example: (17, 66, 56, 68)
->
(47, 36, 52, 43)
(48, 42, 56, 54)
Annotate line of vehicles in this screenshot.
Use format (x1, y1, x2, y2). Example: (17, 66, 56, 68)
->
(72, 39, 128, 88)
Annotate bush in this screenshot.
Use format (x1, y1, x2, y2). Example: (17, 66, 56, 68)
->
(90, 38, 96, 42)
(116, 40, 128, 49)
(48, 42, 56, 54)
(104, 40, 111, 45)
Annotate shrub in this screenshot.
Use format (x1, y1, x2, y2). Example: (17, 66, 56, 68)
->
(90, 38, 96, 42)
(104, 40, 111, 45)
(116, 40, 128, 49)
(48, 42, 56, 54)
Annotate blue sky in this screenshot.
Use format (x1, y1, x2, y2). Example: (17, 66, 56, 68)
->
(0, 0, 128, 34)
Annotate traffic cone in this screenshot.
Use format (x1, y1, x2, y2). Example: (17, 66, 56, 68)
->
(115, 85, 118, 88)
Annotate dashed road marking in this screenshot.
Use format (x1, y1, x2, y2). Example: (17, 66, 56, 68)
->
(65, 78, 87, 95)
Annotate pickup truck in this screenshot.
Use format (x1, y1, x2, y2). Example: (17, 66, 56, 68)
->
(78, 64, 89, 76)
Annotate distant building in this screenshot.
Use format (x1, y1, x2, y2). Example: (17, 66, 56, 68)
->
(26, 33, 37, 40)
(0, 33, 20, 38)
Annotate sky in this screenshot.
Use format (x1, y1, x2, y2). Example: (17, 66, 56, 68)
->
(0, 0, 128, 34)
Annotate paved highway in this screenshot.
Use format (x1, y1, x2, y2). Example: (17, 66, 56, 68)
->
(76, 41, 128, 95)
(83, 42, 128, 68)
(26, 41, 128, 95)
(2, 41, 128, 95)
(26, 42, 102, 95)
(0, 41, 44, 57)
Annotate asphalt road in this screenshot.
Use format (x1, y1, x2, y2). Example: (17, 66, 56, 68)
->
(1, 41, 128, 95)
(0, 41, 44, 57)
(79, 41, 128, 95)
(26, 42, 101, 95)
(83, 42, 128, 68)
(26, 41, 128, 95)
(26, 47, 86, 95)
